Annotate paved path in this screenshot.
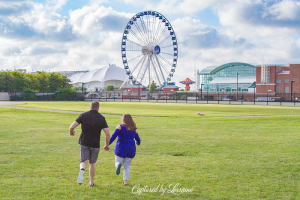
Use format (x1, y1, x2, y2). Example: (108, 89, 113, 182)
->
(0, 101, 27, 106)
(1, 101, 300, 119)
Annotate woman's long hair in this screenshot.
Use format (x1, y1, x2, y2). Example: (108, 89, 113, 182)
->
(123, 114, 137, 131)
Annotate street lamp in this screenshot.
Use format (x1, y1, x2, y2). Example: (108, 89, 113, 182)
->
(82, 83, 85, 99)
(207, 86, 208, 104)
(201, 84, 204, 101)
(237, 73, 239, 101)
(291, 80, 295, 102)
(138, 83, 140, 102)
(218, 88, 219, 104)
(253, 85, 256, 105)
(267, 90, 271, 105)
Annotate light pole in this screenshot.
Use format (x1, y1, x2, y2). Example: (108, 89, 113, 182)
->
(291, 80, 295, 102)
(267, 90, 271, 105)
(218, 89, 219, 104)
(207, 87, 208, 104)
(201, 84, 204, 101)
(253, 86, 256, 105)
(236, 73, 239, 101)
(82, 83, 85, 99)
(138, 83, 140, 102)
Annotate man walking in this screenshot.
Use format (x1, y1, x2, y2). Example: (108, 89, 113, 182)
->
(69, 101, 110, 187)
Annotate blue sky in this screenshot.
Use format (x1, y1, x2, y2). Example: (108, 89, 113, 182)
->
(1, 0, 300, 87)
(50, 0, 221, 27)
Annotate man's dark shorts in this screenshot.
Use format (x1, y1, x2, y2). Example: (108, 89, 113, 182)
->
(80, 145, 100, 164)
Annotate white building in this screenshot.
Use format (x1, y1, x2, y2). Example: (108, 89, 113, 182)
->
(69, 64, 128, 91)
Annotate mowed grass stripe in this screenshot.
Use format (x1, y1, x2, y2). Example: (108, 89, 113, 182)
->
(6, 101, 300, 117)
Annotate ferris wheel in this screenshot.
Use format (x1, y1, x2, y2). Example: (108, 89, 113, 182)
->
(121, 10, 178, 87)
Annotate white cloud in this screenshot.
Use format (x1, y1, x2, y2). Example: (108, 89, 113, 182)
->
(46, 0, 69, 11)
(89, 0, 108, 6)
(69, 5, 131, 36)
(122, 0, 226, 15)
(268, 0, 300, 20)
(217, 0, 300, 32)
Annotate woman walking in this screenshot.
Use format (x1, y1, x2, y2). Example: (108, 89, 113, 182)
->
(109, 114, 141, 186)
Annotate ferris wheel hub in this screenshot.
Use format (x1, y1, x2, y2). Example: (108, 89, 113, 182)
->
(141, 46, 153, 55)
(141, 45, 161, 56)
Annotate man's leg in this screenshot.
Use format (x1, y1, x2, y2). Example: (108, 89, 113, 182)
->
(78, 145, 90, 185)
(89, 147, 100, 186)
(89, 163, 96, 185)
(80, 160, 88, 170)
(78, 160, 88, 184)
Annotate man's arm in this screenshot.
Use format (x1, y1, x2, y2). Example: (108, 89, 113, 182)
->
(69, 121, 79, 136)
(103, 128, 110, 151)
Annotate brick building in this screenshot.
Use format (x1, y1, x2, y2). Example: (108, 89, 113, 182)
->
(125, 85, 147, 92)
(162, 85, 180, 93)
(256, 64, 300, 96)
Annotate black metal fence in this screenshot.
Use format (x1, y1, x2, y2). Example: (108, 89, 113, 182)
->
(8, 91, 300, 106)
(9, 92, 83, 101)
(82, 91, 300, 106)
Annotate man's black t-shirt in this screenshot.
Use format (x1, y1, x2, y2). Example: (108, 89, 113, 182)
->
(76, 110, 108, 148)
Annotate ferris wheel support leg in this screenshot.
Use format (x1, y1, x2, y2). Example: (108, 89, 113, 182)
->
(140, 55, 152, 84)
(120, 76, 130, 89)
(154, 55, 166, 83)
(151, 57, 162, 86)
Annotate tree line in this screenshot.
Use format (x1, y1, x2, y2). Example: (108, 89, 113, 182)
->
(0, 70, 71, 92)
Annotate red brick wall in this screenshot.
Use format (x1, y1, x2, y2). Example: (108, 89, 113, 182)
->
(256, 66, 276, 93)
(126, 88, 147, 92)
(162, 88, 179, 93)
(269, 66, 276, 84)
(256, 66, 261, 84)
(290, 64, 300, 93)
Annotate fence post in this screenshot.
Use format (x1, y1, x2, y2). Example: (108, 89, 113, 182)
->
(254, 88, 255, 105)
(186, 91, 187, 103)
(207, 90, 208, 104)
(166, 92, 167, 103)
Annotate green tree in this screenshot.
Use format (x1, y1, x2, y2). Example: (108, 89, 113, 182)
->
(105, 85, 114, 91)
(22, 87, 36, 100)
(149, 81, 158, 92)
(36, 71, 49, 92)
(11, 71, 29, 92)
(74, 87, 87, 92)
(55, 87, 76, 101)
(0, 70, 72, 92)
(48, 72, 70, 92)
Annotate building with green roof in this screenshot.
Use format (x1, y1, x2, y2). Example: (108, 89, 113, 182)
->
(199, 62, 256, 92)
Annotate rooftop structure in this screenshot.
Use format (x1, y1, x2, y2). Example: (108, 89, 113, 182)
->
(199, 62, 256, 92)
(69, 64, 129, 92)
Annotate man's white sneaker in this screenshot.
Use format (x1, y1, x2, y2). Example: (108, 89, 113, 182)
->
(77, 169, 85, 184)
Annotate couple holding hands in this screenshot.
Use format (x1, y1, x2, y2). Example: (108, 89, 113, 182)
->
(69, 101, 141, 187)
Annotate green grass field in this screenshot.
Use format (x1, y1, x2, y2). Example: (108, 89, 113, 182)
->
(1, 102, 300, 199)
(8, 101, 300, 117)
